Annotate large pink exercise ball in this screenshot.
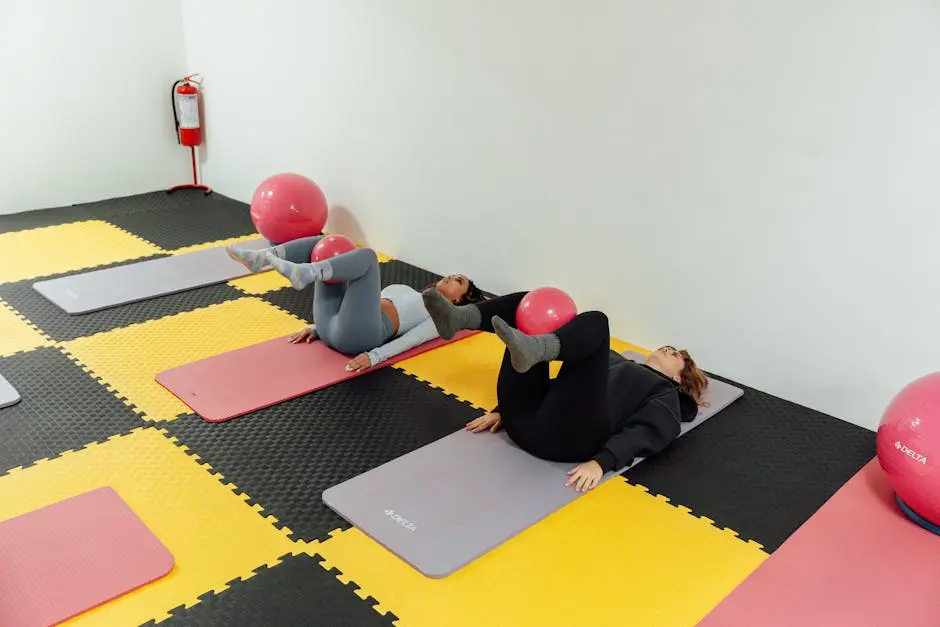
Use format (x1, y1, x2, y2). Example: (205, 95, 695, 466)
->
(516, 287, 578, 336)
(250, 173, 328, 244)
(312, 234, 356, 285)
(876, 372, 940, 533)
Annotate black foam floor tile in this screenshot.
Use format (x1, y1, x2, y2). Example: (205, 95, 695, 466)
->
(261, 284, 315, 323)
(378, 259, 443, 291)
(0, 347, 143, 475)
(260, 259, 445, 323)
(77, 190, 214, 221)
(151, 552, 397, 626)
(623, 374, 875, 552)
(102, 191, 256, 250)
(0, 204, 95, 235)
(0, 261, 246, 342)
(382, 258, 494, 298)
(0, 189, 228, 235)
(162, 368, 478, 542)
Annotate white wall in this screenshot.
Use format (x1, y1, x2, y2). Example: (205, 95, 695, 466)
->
(0, 0, 190, 215)
(181, 0, 940, 431)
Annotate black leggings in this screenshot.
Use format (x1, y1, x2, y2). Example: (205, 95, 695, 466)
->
(478, 292, 612, 463)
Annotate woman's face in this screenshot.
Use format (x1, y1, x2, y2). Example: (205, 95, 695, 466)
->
(436, 274, 471, 303)
(646, 345, 685, 383)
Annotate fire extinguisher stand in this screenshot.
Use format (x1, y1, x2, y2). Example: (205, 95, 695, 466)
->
(168, 74, 212, 196)
(168, 144, 211, 195)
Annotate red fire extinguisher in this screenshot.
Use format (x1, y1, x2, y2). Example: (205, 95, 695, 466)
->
(168, 74, 211, 195)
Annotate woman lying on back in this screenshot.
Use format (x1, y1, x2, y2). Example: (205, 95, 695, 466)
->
(227, 236, 484, 371)
(420, 287, 709, 492)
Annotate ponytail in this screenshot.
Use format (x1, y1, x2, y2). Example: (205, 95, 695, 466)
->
(679, 349, 709, 407)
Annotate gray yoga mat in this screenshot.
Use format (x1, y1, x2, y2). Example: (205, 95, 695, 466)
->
(322, 351, 743, 578)
(0, 374, 20, 409)
(32, 238, 271, 314)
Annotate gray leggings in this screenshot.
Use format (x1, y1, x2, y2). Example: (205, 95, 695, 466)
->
(278, 236, 395, 355)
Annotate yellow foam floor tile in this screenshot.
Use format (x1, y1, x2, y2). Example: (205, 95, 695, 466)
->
(396, 332, 650, 411)
(0, 299, 51, 356)
(229, 270, 292, 294)
(60, 298, 305, 422)
(0, 427, 295, 626)
(610, 336, 648, 355)
(0, 221, 161, 283)
(394, 333, 502, 410)
(315, 478, 767, 627)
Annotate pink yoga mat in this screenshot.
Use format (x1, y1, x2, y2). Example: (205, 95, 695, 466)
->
(697, 459, 940, 627)
(156, 330, 476, 423)
(0, 487, 174, 627)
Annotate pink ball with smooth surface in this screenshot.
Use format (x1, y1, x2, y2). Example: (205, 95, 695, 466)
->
(516, 287, 578, 336)
(250, 173, 328, 244)
(876, 371, 940, 527)
(312, 234, 356, 285)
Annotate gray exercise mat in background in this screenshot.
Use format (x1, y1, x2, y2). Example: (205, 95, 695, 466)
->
(322, 351, 744, 578)
(0, 374, 20, 409)
(32, 238, 271, 314)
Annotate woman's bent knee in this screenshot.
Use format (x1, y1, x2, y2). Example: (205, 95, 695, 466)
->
(581, 310, 609, 333)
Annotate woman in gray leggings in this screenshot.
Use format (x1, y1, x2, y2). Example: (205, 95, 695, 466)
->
(227, 236, 484, 371)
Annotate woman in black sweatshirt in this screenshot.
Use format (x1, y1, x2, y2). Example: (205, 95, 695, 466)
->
(421, 288, 709, 493)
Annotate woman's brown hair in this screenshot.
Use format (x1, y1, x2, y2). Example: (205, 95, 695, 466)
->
(421, 279, 486, 306)
(678, 349, 709, 406)
(457, 280, 485, 305)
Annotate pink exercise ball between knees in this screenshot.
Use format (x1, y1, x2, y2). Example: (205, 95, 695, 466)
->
(516, 287, 578, 336)
(250, 173, 328, 245)
(876, 371, 940, 530)
(312, 234, 356, 285)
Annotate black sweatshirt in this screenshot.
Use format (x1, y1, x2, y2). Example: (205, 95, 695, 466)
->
(590, 351, 699, 473)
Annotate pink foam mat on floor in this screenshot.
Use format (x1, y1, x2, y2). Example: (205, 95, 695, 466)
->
(697, 459, 940, 627)
(0, 487, 174, 627)
(156, 330, 477, 423)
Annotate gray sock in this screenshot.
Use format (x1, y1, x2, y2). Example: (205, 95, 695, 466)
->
(266, 252, 332, 290)
(421, 287, 481, 339)
(492, 315, 561, 373)
(226, 245, 282, 273)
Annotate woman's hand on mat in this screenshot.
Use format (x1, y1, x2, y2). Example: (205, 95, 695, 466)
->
(565, 460, 603, 493)
(466, 412, 501, 433)
(288, 327, 317, 343)
(346, 353, 373, 372)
